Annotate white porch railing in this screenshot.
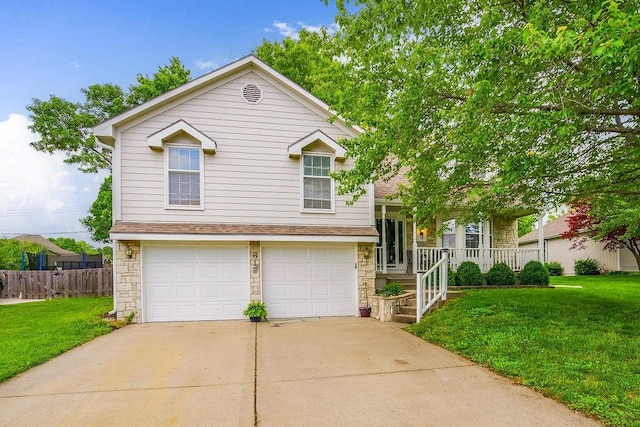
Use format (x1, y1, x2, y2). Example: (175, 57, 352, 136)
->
(415, 247, 540, 273)
(417, 250, 448, 322)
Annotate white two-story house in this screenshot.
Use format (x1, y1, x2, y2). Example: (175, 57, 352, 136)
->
(95, 56, 539, 323)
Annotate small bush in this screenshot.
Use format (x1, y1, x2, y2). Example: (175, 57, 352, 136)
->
(378, 282, 405, 297)
(486, 262, 517, 286)
(574, 258, 600, 276)
(455, 261, 484, 286)
(545, 261, 563, 276)
(519, 261, 550, 286)
(609, 270, 631, 276)
(448, 267, 456, 287)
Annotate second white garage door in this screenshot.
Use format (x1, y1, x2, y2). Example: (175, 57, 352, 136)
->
(143, 245, 249, 322)
(262, 245, 356, 318)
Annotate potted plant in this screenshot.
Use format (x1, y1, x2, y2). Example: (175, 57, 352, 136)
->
(243, 301, 268, 322)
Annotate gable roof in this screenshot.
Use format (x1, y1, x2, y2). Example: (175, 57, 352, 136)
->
(147, 120, 217, 153)
(94, 55, 361, 145)
(287, 130, 346, 160)
(518, 213, 571, 244)
(12, 235, 77, 256)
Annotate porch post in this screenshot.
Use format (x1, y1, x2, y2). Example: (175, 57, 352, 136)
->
(412, 217, 417, 274)
(382, 205, 387, 274)
(537, 211, 545, 262)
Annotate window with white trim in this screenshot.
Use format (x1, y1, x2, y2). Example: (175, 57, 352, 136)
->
(302, 154, 333, 211)
(465, 223, 481, 248)
(167, 146, 202, 207)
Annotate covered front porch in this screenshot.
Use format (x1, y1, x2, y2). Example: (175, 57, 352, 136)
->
(375, 204, 543, 274)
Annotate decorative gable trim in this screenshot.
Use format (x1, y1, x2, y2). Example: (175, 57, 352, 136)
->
(288, 130, 346, 160)
(147, 120, 216, 153)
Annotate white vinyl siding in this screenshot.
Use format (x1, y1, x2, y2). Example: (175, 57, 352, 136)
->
(118, 71, 370, 226)
(167, 146, 202, 207)
(302, 154, 332, 211)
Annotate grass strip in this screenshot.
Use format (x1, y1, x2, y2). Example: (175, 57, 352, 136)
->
(0, 297, 113, 383)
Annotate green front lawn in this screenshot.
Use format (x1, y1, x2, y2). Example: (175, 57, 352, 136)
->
(407, 275, 640, 426)
(0, 297, 113, 383)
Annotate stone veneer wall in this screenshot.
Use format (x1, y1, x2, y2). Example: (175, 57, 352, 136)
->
(115, 240, 142, 323)
(358, 242, 376, 307)
(249, 241, 261, 301)
(494, 217, 519, 248)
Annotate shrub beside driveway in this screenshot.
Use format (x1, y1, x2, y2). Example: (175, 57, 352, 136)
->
(0, 297, 113, 382)
(408, 274, 640, 426)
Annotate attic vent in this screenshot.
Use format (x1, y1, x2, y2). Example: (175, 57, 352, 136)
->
(241, 83, 263, 104)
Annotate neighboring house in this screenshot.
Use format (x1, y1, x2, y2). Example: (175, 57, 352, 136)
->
(519, 214, 639, 274)
(95, 55, 538, 323)
(11, 234, 104, 270)
(13, 234, 76, 257)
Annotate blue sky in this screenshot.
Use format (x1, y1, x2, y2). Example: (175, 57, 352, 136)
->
(0, 0, 340, 245)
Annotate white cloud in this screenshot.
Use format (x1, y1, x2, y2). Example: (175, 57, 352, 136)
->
(67, 62, 81, 68)
(272, 21, 300, 40)
(0, 114, 105, 244)
(194, 60, 219, 70)
(299, 22, 339, 35)
(268, 21, 338, 40)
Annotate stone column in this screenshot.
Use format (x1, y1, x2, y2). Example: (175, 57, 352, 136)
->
(358, 242, 376, 308)
(249, 241, 261, 301)
(115, 240, 142, 323)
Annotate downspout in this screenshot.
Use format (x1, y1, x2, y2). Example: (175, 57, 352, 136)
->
(537, 211, 545, 263)
(412, 217, 417, 274)
(108, 239, 117, 316)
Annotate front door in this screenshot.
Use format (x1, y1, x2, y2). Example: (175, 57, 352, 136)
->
(376, 218, 406, 272)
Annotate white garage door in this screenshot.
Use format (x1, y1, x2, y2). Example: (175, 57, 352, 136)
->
(263, 245, 356, 318)
(143, 245, 249, 322)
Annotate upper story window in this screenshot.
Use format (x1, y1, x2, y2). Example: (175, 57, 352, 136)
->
(167, 146, 202, 208)
(302, 153, 333, 211)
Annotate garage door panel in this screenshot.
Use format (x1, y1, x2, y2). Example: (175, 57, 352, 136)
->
(172, 248, 197, 262)
(310, 265, 329, 279)
(263, 246, 356, 318)
(312, 283, 329, 297)
(223, 264, 248, 280)
(199, 265, 220, 280)
(176, 285, 197, 299)
(309, 249, 329, 262)
(145, 265, 177, 282)
(290, 265, 308, 280)
(144, 245, 249, 322)
(222, 284, 243, 298)
(200, 284, 221, 298)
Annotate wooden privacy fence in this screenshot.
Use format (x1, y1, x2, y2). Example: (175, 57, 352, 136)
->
(0, 268, 113, 299)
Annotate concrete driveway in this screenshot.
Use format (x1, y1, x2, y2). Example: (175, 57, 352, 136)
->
(0, 318, 599, 426)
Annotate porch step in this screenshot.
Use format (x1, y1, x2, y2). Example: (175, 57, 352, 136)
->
(385, 274, 416, 291)
(391, 313, 416, 324)
(392, 291, 465, 324)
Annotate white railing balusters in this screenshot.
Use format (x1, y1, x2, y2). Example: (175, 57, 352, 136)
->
(416, 250, 449, 322)
(415, 247, 539, 273)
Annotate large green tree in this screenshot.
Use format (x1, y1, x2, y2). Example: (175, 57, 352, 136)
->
(254, 28, 347, 107)
(47, 237, 101, 255)
(27, 58, 191, 242)
(327, 0, 640, 225)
